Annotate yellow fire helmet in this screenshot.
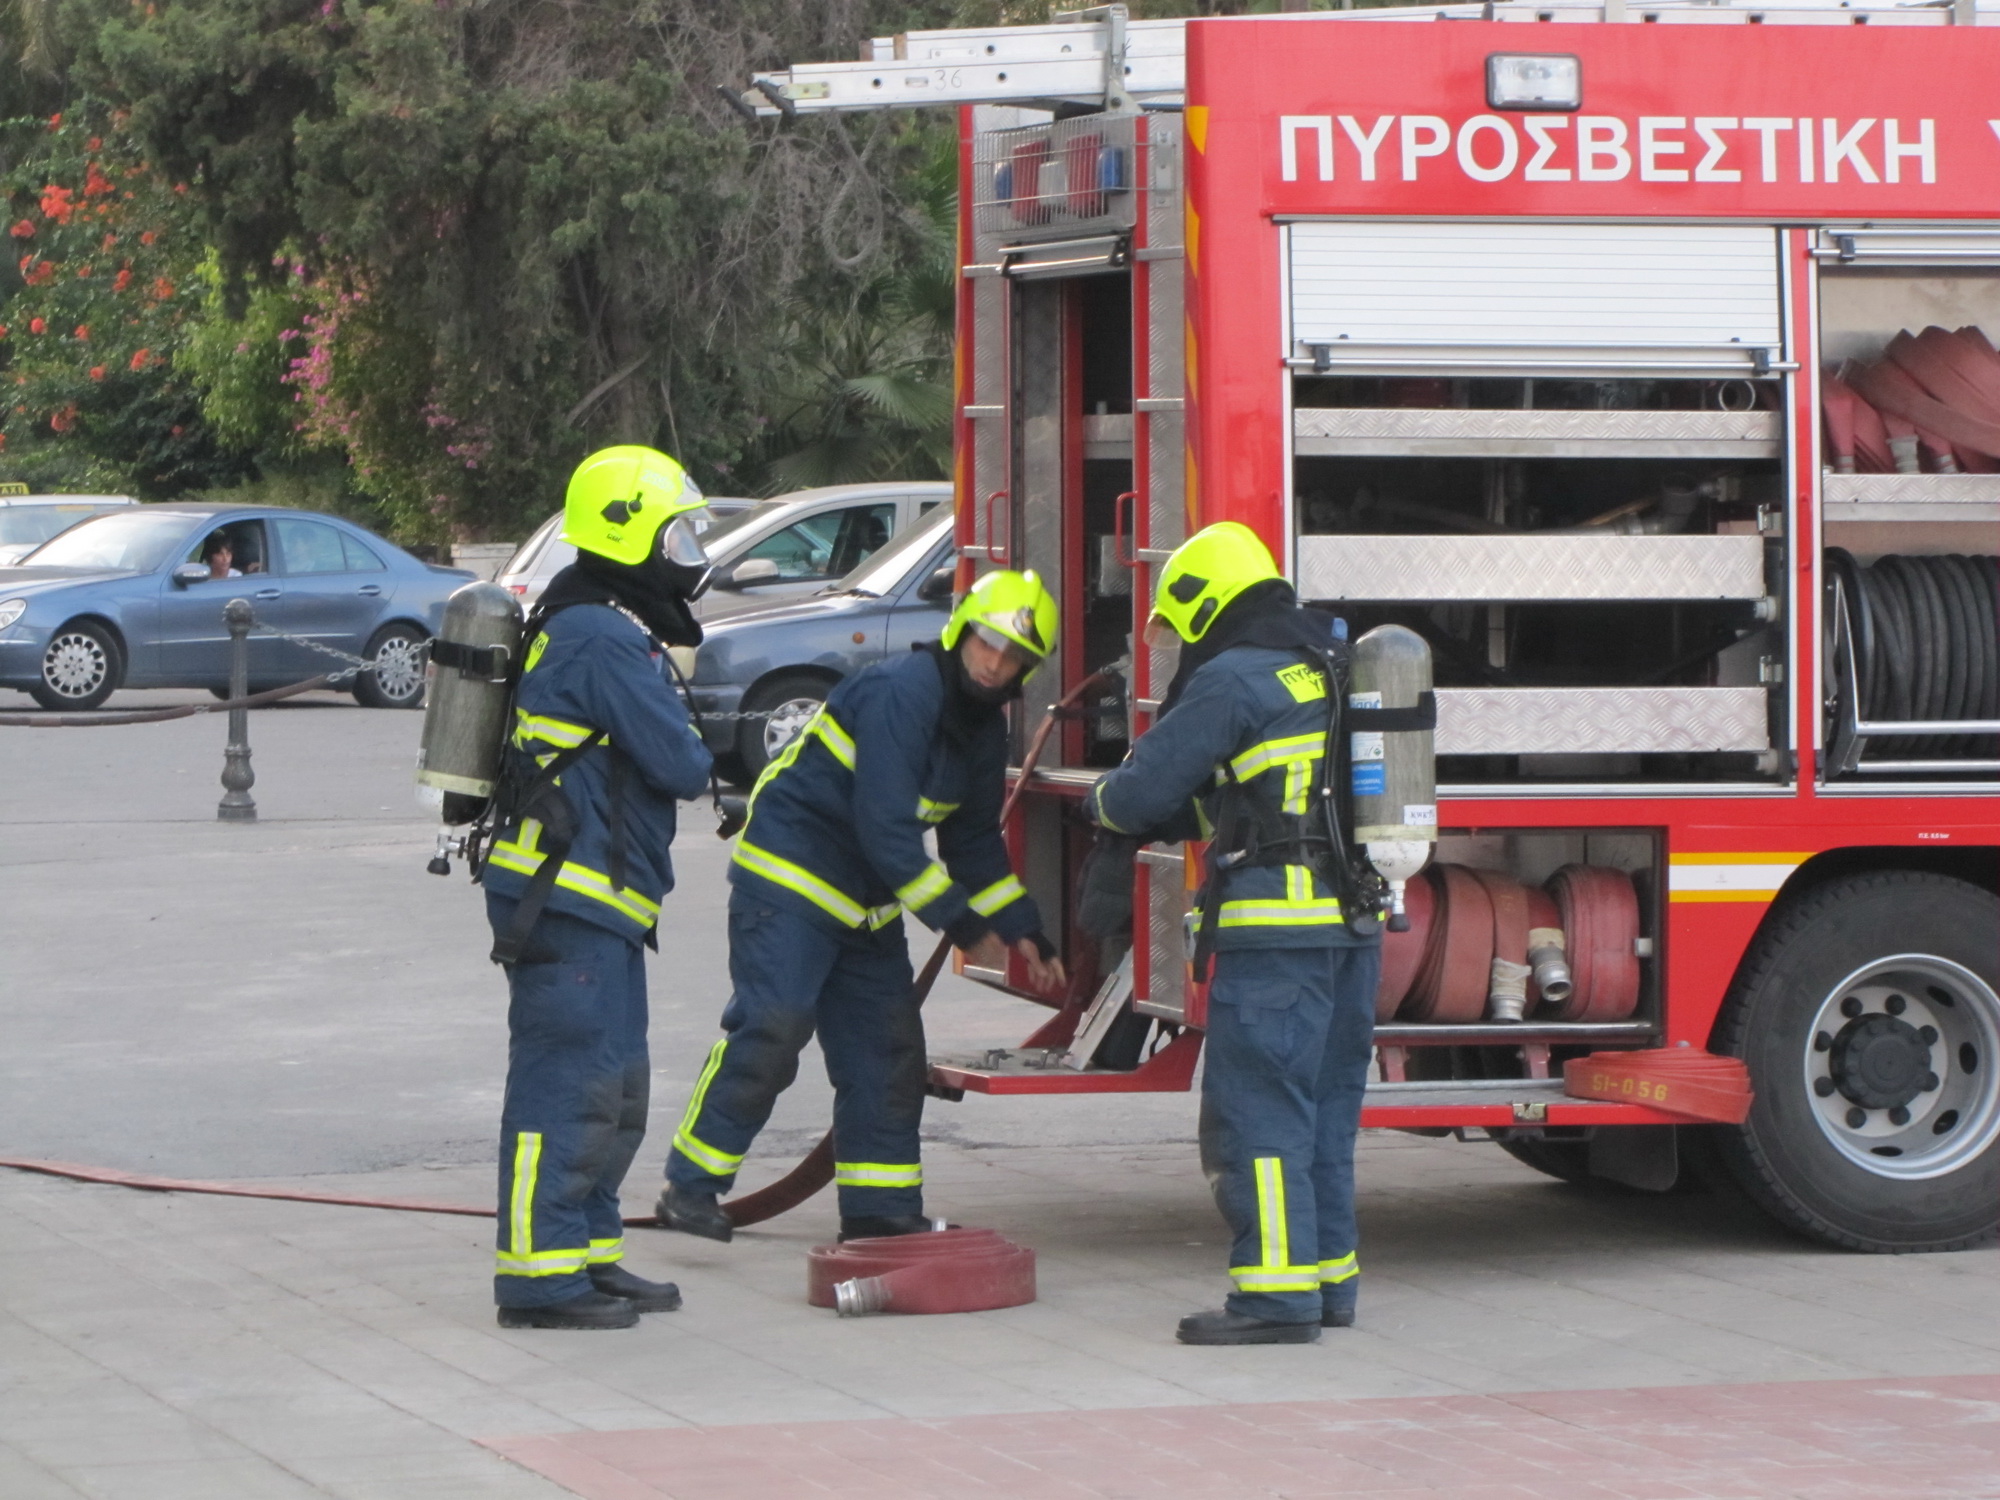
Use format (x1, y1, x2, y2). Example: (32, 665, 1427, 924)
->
(560, 445, 706, 567)
(1150, 521, 1280, 643)
(941, 568, 1059, 675)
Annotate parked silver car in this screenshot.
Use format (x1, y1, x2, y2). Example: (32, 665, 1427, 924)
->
(0, 494, 137, 566)
(495, 482, 948, 615)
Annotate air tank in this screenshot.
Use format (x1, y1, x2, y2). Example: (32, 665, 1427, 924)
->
(1348, 624, 1436, 932)
(416, 581, 523, 818)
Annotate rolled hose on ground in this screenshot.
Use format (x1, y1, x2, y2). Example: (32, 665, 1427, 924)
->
(807, 1227, 1036, 1316)
(1826, 550, 1999, 763)
(718, 665, 1121, 1230)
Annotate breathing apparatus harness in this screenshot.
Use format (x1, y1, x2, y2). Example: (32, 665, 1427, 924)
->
(445, 595, 741, 967)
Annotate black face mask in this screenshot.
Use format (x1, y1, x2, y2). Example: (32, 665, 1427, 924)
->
(543, 549, 705, 648)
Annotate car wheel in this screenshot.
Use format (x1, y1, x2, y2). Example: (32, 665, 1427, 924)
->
(29, 620, 123, 711)
(1713, 871, 2000, 1251)
(737, 672, 833, 781)
(354, 623, 428, 709)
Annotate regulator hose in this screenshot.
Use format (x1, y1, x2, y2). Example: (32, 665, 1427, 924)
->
(1825, 550, 1999, 762)
(719, 665, 1121, 1229)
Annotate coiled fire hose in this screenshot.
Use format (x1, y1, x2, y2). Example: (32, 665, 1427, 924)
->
(1826, 550, 2000, 762)
(1375, 864, 1638, 1025)
(717, 665, 1121, 1229)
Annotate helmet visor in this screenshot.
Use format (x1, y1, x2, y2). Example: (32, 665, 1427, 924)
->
(969, 621, 1039, 670)
(660, 515, 713, 598)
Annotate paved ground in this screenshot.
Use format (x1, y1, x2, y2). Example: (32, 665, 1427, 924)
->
(2, 691, 1997, 1499)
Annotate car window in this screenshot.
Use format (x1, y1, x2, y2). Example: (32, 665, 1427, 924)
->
(699, 499, 789, 551)
(275, 516, 350, 575)
(0, 504, 108, 547)
(340, 532, 386, 572)
(825, 503, 898, 577)
(739, 514, 839, 581)
(918, 498, 943, 514)
(182, 518, 272, 577)
(26, 511, 195, 572)
(838, 511, 954, 597)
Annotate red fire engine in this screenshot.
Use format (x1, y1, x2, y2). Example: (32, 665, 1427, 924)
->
(734, 1, 2000, 1252)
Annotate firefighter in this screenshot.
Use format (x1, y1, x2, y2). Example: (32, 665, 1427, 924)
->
(1084, 522, 1380, 1346)
(657, 571, 1065, 1243)
(481, 445, 716, 1331)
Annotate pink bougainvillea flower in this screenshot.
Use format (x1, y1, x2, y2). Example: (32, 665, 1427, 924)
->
(88, 366, 105, 381)
(8, 220, 33, 239)
(73, 324, 89, 340)
(129, 348, 150, 371)
(28, 318, 45, 334)
(113, 268, 132, 292)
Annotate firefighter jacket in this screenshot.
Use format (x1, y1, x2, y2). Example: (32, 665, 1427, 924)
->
(1086, 643, 1372, 952)
(483, 603, 713, 945)
(729, 646, 1042, 948)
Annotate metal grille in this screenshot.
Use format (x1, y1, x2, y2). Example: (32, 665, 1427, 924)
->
(1435, 686, 1771, 755)
(1289, 222, 1783, 355)
(1135, 845, 1188, 1021)
(973, 114, 1143, 245)
(1295, 534, 1768, 602)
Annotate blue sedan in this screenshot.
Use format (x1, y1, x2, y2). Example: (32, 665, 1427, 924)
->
(0, 504, 474, 710)
(684, 507, 957, 780)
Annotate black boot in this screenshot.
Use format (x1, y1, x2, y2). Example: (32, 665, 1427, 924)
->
(1322, 1305, 1355, 1329)
(497, 1290, 639, 1331)
(656, 1185, 733, 1243)
(589, 1263, 683, 1312)
(1175, 1309, 1320, 1346)
(838, 1214, 946, 1242)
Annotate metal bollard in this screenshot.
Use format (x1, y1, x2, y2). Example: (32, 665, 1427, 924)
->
(217, 598, 257, 823)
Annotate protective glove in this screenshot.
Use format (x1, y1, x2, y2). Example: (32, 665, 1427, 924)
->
(1076, 829, 1142, 943)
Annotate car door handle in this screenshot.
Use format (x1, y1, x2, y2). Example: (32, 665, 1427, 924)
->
(254, 588, 282, 600)
(357, 584, 382, 596)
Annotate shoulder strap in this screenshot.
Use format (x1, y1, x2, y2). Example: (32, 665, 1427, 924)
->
(482, 729, 607, 965)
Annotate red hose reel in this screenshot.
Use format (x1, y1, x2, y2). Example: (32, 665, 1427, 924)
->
(1377, 863, 1642, 1024)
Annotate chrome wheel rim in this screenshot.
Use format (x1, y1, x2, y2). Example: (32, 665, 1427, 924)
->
(373, 635, 426, 702)
(42, 631, 109, 700)
(1802, 953, 2000, 1181)
(761, 696, 822, 760)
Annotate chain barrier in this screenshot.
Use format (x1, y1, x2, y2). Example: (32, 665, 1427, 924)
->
(246, 620, 378, 683)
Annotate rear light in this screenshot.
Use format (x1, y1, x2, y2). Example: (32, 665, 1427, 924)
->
(505, 583, 526, 594)
(1486, 53, 1581, 112)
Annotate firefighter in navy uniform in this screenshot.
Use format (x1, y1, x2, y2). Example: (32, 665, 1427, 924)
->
(479, 446, 715, 1331)
(657, 571, 1065, 1243)
(1084, 522, 1381, 1346)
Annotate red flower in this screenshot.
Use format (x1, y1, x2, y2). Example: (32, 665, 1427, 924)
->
(138, 230, 156, 245)
(76, 264, 92, 278)
(8, 220, 33, 239)
(83, 163, 114, 198)
(73, 324, 88, 341)
(129, 348, 150, 371)
(47, 113, 60, 129)
(49, 405, 76, 432)
(150, 277, 174, 300)
(86, 136, 101, 151)
(88, 365, 105, 381)
(39, 184, 73, 224)
(113, 268, 132, 292)
(0, 326, 8, 339)
(100, 233, 116, 251)
(28, 318, 45, 334)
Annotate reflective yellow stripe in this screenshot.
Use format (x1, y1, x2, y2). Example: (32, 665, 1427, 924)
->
(510, 1132, 540, 1257)
(895, 862, 954, 913)
(671, 1039, 744, 1177)
(833, 1162, 923, 1188)
(1217, 865, 1344, 928)
(495, 1248, 591, 1276)
(969, 875, 1027, 917)
(1320, 1253, 1359, 1284)
(513, 710, 602, 751)
(1225, 733, 1323, 816)
(486, 840, 662, 926)
(811, 712, 856, 770)
(917, 797, 959, 824)
(497, 1132, 588, 1279)
(588, 1237, 623, 1266)
(733, 840, 873, 928)
(866, 904, 902, 930)
(1228, 1156, 1318, 1291)
(1087, 783, 1131, 835)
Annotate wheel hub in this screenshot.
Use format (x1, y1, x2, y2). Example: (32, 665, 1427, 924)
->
(1829, 1012, 1935, 1110)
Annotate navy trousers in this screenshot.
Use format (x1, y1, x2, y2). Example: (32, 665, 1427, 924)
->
(665, 892, 924, 1219)
(1201, 944, 1380, 1325)
(488, 894, 649, 1309)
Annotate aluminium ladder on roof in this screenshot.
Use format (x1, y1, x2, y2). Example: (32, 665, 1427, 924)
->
(730, 0, 1993, 118)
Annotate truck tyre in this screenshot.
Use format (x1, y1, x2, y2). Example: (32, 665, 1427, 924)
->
(1494, 1133, 1595, 1186)
(737, 671, 831, 781)
(354, 623, 428, 709)
(30, 619, 123, 711)
(1712, 871, 2000, 1252)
